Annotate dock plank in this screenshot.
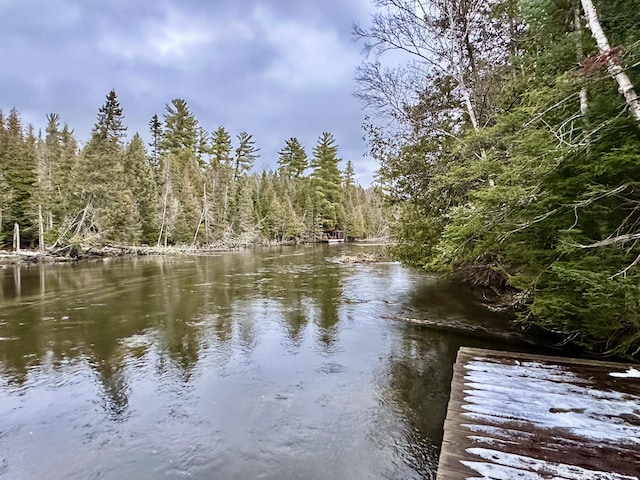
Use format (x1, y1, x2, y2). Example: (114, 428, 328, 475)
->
(437, 347, 640, 479)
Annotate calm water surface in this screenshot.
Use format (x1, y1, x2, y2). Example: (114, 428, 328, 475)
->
(0, 245, 521, 479)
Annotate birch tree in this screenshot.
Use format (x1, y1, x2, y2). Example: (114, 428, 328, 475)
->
(580, 0, 640, 126)
(354, 0, 520, 135)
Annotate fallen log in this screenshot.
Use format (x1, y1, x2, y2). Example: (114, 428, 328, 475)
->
(381, 315, 534, 344)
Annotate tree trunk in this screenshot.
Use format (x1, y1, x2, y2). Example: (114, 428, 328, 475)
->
(157, 186, 169, 248)
(581, 0, 640, 125)
(38, 204, 45, 252)
(444, 1, 480, 132)
(13, 223, 20, 253)
(575, 3, 588, 117)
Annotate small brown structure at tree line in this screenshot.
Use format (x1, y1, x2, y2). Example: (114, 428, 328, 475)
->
(321, 230, 345, 243)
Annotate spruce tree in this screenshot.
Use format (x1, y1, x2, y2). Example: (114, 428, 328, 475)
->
(0, 109, 37, 246)
(124, 134, 158, 244)
(344, 160, 355, 188)
(78, 89, 134, 244)
(148, 114, 163, 171)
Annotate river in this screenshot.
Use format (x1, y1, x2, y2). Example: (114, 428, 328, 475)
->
(0, 244, 529, 479)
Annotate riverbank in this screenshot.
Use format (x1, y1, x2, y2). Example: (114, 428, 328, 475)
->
(0, 244, 277, 266)
(0, 237, 393, 266)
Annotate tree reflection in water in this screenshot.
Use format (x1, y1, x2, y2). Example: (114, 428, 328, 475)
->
(0, 246, 524, 479)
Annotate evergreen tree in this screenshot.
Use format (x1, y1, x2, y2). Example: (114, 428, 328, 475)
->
(57, 124, 78, 215)
(233, 131, 259, 180)
(277, 137, 308, 178)
(344, 160, 355, 188)
(35, 113, 64, 237)
(357, 0, 640, 356)
(310, 132, 343, 231)
(124, 134, 158, 243)
(160, 99, 203, 243)
(0, 111, 7, 234)
(210, 126, 233, 169)
(161, 99, 198, 159)
(196, 126, 210, 167)
(92, 89, 127, 144)
(148, 114, 163, 171)
(78, 89, 135, 244)
(0, 109, 37, 246)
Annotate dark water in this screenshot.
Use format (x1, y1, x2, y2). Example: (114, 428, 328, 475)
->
(0, 245, 522, 479)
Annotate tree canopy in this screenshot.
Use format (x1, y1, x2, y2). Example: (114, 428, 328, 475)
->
(0, 94, 389, 251)
(356, 0, 640, 358)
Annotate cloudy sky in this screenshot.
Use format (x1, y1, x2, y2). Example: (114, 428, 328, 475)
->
(0, 0, 379, 184)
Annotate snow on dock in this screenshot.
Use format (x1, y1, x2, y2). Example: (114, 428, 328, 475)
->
(437, 347, 640, 479)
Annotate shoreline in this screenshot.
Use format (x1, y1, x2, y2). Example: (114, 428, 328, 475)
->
(0, 239, 393, 266)
(0, 244, 286, 266)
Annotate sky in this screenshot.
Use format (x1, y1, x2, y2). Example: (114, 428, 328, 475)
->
(0, 0, 379, 184)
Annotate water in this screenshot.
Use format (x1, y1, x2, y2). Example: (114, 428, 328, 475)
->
(0, 245, 524, 479)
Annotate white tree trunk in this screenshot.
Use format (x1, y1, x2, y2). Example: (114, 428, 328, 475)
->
(574, 4, 588, 116)
(13, 223, 20, 253)
(444, 1, 480, 132)
(581, 0, 640, 125)
(157, 186, 169, 248)
(38, 204, 45, 252)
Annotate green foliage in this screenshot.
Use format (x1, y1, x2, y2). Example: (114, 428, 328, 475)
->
(0, 109, 37, 246)
(0, 93, 390, 252)
(233, 132, 259, 180)
(161, 99, 198, 159)
(148, 114, 162, 171)
(210, 126, 232, 169)
(311, 132, 344, 232)
(277, 137, 308, 178)
(124, 134, 158, 244)
(361, 0, 640, 357)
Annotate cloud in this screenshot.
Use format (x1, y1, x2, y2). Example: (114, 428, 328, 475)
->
(0, 0, 379, 184)
(254, 5, 358, 90)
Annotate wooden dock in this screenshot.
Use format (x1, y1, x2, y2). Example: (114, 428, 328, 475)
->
(437, 347, 640, 479)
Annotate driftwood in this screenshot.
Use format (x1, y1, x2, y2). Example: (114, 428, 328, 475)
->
(0, 242, 271, 266)
(338, 253, 383, 264)
(381, 315, 534, 344)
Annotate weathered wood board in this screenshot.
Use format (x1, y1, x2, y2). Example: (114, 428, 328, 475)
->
(437, 347, 640, 479)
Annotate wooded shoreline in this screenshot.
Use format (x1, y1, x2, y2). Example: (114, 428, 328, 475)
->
(0, 243, 289, 265)
(0, 239, 393, 266)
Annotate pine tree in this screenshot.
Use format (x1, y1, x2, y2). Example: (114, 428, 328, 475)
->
(210, 126, 232, 169)
(233, 132, 259, 180)
(195, 127, 210, 167)
(310, 132, 343, 231)
(277, 137, 308, 178)
(161, 99, 198, 160)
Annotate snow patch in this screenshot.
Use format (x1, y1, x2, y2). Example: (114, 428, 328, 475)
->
(462, 448, 639, 480)
(610, 368, 640, 379)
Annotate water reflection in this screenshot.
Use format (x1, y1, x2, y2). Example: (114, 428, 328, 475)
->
(0, 246, 527, 479)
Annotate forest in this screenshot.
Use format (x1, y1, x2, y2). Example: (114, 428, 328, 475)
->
(2, 0, 639, 359)
(355, 0, 640, 358)
(0, 94, 388, 250)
